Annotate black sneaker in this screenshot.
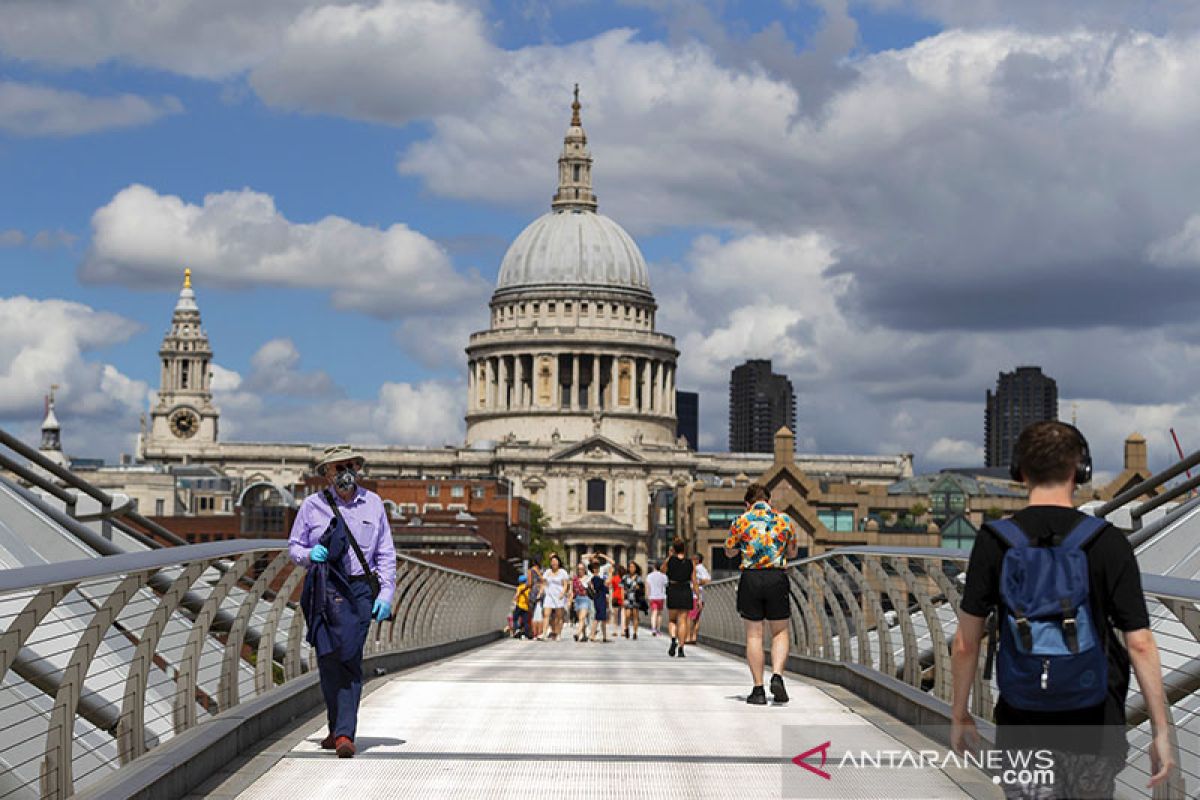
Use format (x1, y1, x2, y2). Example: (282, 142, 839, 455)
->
(746, 686, 767, 705)
(676, 646, 686, 657)
(770, 674, 789, 704)
(668, 639, 677, 657)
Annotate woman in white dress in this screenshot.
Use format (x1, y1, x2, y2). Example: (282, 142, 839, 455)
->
(540, 554, 570, 640)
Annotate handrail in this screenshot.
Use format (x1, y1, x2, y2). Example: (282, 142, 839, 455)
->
(702, 545, 1195, 799)
(1095, 447, 1200, 518)
(0, 543, 513, 800)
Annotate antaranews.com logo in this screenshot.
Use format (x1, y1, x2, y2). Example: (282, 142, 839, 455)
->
(783, 727, 1055, 799)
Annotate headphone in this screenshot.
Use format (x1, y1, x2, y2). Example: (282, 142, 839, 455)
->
(1009, 422, 1092, 485)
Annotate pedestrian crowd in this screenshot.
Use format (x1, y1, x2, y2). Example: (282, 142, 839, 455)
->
(508, 548, 711, 648)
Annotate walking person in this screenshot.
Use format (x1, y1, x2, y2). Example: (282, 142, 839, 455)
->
(528, 557, 545, 640)
(645, 560, 668, 636)
(610, 564, 625, 638)
(951, 421, 1174, 797)
(292, 444, 396, 757)
(725, 482, 798, 705)
(571, 562, 594, 642)
(686, 553, 711, 645)
(664, 538, 696, 657)
(512, 576, 532, 639)
(623, 561, 644, 639)
(541, 554, 569, 640)
(589, 561, 610, 642)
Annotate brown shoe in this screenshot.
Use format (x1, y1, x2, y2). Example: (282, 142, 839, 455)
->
(335, 736, 355, 758)
(320, 733, 336, 750)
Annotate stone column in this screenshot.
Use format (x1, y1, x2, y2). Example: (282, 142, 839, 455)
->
(610, 356, 619, 409)
(667, 364, 675, 415)
(571, 353, 580, 411)
(641, 359, 651, 414)
(514, 355, 524, 409)
(467, 360, 476, 412)
(590, 354, 599, 411)
(483, 358, 494, 409)
(552, 354, 561, 409)
(498, 356, 509, 411)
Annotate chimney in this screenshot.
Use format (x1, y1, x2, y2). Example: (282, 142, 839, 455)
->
(1124, 433, 1148, 472)
(774, 426, 795, 466)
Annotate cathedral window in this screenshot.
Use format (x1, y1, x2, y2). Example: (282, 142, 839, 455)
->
(587, 478, 606, 512)
(181, 360, 189, 389)
(573, 164, 581, 181)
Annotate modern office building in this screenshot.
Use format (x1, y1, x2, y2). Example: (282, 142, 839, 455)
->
(984, 366, 1058, 468)
(728, 359, 795, 453)
(675, 391, 698, 450)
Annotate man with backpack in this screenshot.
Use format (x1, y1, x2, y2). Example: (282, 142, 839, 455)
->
(951, 421, 1174, 797)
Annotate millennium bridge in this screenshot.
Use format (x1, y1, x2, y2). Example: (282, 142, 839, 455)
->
(0, 427, 1195, 799)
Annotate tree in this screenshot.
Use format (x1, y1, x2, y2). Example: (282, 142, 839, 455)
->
(909, 502, 928, 520)
(527, 502, 562, 564)
(984, 506, 1005, 521)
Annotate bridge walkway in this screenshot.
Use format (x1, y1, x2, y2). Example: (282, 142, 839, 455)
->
(195, 633, 999, 800)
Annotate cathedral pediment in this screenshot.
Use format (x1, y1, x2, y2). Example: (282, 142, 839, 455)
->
(547, 435, 645, 464)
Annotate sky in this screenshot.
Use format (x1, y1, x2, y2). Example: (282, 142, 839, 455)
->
(4, 0, 1200, 480)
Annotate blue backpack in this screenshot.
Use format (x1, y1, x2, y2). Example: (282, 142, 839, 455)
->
(983, 515, 1109, 711)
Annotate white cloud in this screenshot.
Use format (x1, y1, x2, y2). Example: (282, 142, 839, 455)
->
(249, 0, 496, 125)
(0, 296, 149, 458)
(0, 80, 181, 137)
(927, 437, 985, 466)
(207, 339, 465, 447)
(0, 0, 312, 79)
(242, 338, 338, 397)
(82, 184, 489, 319)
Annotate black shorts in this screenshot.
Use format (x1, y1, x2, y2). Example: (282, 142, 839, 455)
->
(736, 569, 790, 621)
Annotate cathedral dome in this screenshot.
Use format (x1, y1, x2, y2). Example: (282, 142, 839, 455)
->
(496, 210, 650, 294)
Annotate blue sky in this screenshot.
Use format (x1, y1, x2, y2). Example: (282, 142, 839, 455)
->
(4, 0, 1200, 477)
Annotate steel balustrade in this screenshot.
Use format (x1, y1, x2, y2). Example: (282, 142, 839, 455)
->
(702, 546, 1197, 800)
(0, 542, 512, 800)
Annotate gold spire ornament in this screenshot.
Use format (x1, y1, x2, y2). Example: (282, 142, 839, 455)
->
(183, 268, 191, 289)
(571, 83, 581, 126)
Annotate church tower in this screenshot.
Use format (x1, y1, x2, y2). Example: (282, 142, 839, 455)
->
(142, 269, 219, 460)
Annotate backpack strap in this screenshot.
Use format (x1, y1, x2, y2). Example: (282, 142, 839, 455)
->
(984, 517, 1029, 549)
(1060, 514, 1108, 551)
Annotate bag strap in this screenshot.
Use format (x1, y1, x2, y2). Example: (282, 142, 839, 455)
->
(983, 517, 1028, 549)
(1060, 514, 1108, 551)
(323, 489, 373, 578)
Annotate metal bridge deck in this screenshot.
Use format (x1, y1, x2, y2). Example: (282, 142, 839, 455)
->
(193, 633, 998, 800)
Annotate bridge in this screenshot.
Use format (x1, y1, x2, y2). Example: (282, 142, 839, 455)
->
(0, 428, 1196, 799)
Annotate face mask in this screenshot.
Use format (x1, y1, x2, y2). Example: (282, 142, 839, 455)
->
(333, 464, 357, 493)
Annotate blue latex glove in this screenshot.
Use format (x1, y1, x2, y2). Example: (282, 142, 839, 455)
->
(372, 598, 391, 621)
(309, 544, 328, 563)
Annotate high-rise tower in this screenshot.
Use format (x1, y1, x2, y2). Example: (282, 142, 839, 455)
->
(142, 269, 220, 460)
(984, 366, 1057, 468)
(728, 359, 795, 453)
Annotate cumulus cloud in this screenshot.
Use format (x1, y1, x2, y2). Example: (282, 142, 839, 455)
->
(241, 338, 338, 397)
(249, 0, 497, 124)
(0, 296, 149, 457)
(0, 0, 313, 78)
(0, 80, 181, 137)
(208, 339, 465, 447)
(81, 184, 490, 319)
(865, 1, 1200, 33)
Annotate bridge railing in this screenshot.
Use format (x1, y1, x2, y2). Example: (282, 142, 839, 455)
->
(702, 546, 1196, 800)
(0, 542, 512, 800)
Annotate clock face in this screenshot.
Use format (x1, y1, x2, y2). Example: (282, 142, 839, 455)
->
(169, 408, 200, 439)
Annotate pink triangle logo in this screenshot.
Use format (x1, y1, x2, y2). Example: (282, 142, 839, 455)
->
(792, 740, 832, 780)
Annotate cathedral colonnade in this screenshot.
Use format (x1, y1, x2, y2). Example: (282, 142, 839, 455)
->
(467, 351, 676, 417)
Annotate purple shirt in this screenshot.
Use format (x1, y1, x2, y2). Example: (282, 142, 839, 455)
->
(288, 486, 396, 605)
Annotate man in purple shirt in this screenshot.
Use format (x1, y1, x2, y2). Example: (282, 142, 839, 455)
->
(289, 444, 396, 758)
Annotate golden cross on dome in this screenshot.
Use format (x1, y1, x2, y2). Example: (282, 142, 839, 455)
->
(183, 268, 192, 289)
(571, 83, 581, 126)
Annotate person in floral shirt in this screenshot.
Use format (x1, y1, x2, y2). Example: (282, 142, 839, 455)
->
(724, 483, 798, 706)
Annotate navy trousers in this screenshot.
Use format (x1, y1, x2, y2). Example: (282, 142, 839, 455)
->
(318, 580, 372, 740)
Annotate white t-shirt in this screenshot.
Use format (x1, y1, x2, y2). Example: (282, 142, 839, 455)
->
(645, 569, 668, 600)
(542, 568, 570, 608)
(695, 564, 711, 599)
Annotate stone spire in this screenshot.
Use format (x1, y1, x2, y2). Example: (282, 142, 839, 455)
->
(551, 84, 598, 212)
(39, 385, 63, 461)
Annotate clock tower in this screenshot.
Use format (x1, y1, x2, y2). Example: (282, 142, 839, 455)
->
(141, 269, 220, 460)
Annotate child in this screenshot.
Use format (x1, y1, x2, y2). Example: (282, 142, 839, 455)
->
(512, 575, 532, 639)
